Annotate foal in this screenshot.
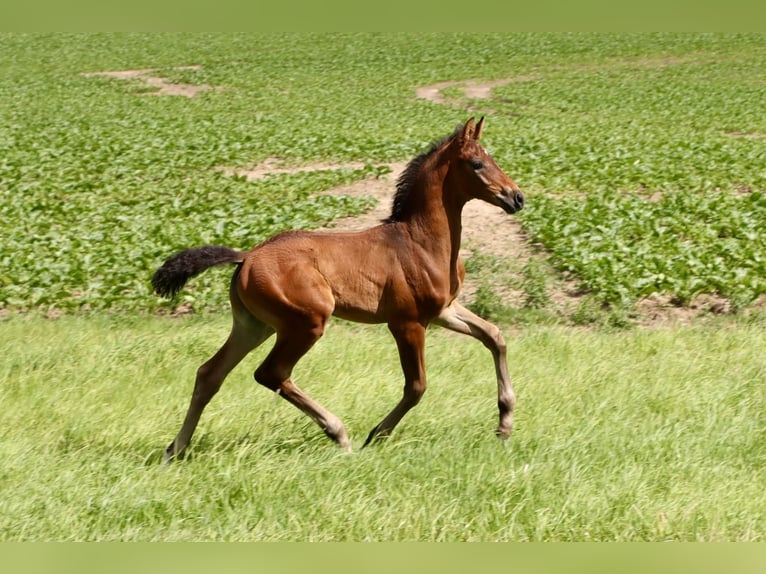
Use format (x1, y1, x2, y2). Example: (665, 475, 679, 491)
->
(153, 117, 524, 460)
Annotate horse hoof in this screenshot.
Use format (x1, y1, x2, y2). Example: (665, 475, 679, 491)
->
(163, 443, 182, 464)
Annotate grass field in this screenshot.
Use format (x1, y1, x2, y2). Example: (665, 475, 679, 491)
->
(1, 315, 765, 541)
(1, 33, 765, 541)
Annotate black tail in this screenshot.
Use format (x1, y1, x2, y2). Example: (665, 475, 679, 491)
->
(151, 245, 245, 298)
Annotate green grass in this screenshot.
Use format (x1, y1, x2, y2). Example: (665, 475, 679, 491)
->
(1, 315, 765, 540)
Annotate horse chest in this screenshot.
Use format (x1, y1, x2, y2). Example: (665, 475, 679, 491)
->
(395, 258, 456, 317)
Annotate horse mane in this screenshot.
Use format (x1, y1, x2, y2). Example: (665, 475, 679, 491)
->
(384, 126, 462, 223)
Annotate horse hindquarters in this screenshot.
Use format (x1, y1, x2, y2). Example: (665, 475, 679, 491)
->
(236, 249, 351, 449)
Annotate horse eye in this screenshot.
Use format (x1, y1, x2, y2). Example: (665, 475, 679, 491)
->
(470, 159, 484, 170)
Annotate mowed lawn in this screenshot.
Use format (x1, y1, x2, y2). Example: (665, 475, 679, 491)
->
(1, 315, 764, 540)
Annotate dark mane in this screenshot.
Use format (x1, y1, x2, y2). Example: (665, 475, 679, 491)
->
(384, 126, 461, 222)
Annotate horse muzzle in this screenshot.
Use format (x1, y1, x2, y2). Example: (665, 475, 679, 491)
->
(498, 188, 525, 214)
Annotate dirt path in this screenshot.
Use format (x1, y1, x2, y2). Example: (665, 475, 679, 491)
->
(313, 162, 531, 258)
(314, 162, 539, 309)
(215, 78, 563, 313)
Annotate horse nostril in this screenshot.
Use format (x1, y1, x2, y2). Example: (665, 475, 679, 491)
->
(515, 191, 525, 210)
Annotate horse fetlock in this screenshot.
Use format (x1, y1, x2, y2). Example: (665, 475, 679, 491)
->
(321, 418, 349, 447)
(164, 441, 185, 463)
(498, 391, 516, 413)
(495, 421, 513, 439)
(496, 401, 514, 438)
(329, 429, 352, 451)
(363, 424, 388, 448)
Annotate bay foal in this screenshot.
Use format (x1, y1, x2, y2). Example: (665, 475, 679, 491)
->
(153, 117, 524, 461)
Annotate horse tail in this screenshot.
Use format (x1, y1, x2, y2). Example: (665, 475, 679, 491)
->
(152, 245, 245, 298)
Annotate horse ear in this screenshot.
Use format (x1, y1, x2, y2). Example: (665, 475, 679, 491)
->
(461, 117, 476, 142)
(474, 116, 485, 140)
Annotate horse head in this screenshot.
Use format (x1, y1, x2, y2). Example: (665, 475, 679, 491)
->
(451, 117, 525, 214)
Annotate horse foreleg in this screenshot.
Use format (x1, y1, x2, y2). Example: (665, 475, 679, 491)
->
(165, 320, 272, 462)
(434, 302, 515, 439)
(364, 321, 427, 447)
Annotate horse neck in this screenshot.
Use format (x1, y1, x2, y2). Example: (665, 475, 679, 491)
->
(401, 160, 466, 265)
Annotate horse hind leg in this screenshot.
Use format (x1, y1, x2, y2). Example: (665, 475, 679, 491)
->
(253, 322, 351, 451)
(164, 312, 274, 462)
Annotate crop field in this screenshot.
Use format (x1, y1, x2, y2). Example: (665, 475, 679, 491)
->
(1, 33, 765, 315)
(1, 33, 765, 541)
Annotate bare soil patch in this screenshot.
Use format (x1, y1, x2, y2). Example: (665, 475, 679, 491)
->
(724, 131, 766, 139)
(216, 159, 372, 181)
(82, 66, 214, 97)
(416, 77, 538, 112)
